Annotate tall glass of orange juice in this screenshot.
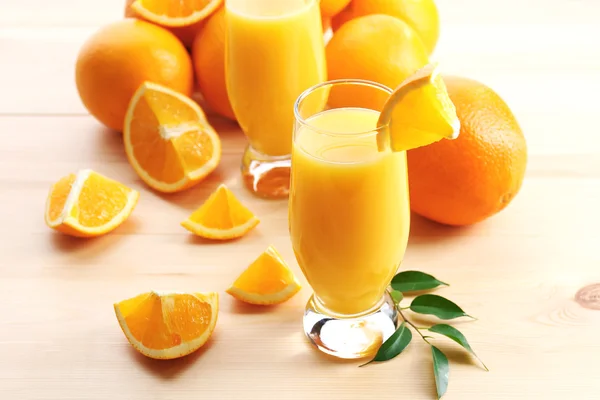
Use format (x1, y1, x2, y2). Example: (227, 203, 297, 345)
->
(290, 80, 410, 359)
(225, 0, 326, 198)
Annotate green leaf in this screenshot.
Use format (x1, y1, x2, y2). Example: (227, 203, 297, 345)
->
(391, 271, 448, 293)
(360, 323, 412, 367)
(431, 346, 449, 399)
(390, 289, 403, 305)
(410, 294, 472, 320)
(429, 324, 488, 371)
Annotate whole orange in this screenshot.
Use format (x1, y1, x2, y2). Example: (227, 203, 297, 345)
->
(320, 0, 352, 17)
(76, 19, 193, 131)
(326, 14, 428, 109)
(334, 0, 439, 55)
(331, 4, 354, 31)
(191, 8, 236, 120)
(407, 76, 528, 226)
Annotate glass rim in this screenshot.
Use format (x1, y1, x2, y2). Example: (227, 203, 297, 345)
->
(293, 79, 393, 138)
(225, 0, 318, 20)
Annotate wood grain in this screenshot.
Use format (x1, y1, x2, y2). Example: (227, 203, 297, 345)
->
(1, 0, 600, 399)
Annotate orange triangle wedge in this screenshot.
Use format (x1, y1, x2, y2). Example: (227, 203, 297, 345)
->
(131, 0, 222, 27)
(124, 81, 222, 193)
(44, 169, 139, 238)
(226, 246, 302, 305)
(114, 291, 218, 360)
(181, 184, 260, 240)
(377, 63, 461, 152)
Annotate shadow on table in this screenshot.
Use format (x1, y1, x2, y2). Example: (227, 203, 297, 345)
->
(407, 313, 477, 330)
(127, 334, 218, 380)
(49, 217, 141, 255)
(185, 227, 263, 245)
(152, 176, 224, 211)
(409, 213, 476, 243)
(439, 347, 486, 369)
(229, 299, 284, 315)
(305, 342, 365, 366)
(94, 125, 124, 154)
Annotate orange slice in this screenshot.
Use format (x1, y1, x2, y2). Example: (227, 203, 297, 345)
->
(124, 81, 221, 193)
(130, 0, 222, 27)
(114, 291, 218, 360)
(377, 63, 460, 152)
(181, 184, 259, 240)
(226, 246, 302, 305)
(44, 169, 139, 238)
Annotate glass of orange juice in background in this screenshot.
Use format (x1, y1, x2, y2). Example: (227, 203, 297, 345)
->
(290, 80, 410, 359)
(225, 0, 327, 198)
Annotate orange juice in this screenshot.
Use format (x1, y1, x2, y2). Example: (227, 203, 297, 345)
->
(225, 0, 326, 157)
(290, 107, 410, 316)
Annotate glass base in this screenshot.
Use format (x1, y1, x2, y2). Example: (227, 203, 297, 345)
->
(303, 293, 398, 360)
(241, 145, 291, 199)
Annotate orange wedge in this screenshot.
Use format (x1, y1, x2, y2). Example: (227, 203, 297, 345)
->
(377, 63, 460, 152)
(181, 184, 259, 240)
(44, 170, 139, 238)
(226, 246, 302, 305)
(130, 0, 222, 27)
(124, 81, 221, 193)
(114, 291, 218, 360)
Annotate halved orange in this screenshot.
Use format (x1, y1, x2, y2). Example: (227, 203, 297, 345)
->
(181, 184, 259, 240)
(377, 63, 460, 152)
(114, 291, 218, 360)
(226, 246, 302, 305)
(124, 81, 221, 193)
(44, 169, 139, 238)
(130, 0, 222, 27)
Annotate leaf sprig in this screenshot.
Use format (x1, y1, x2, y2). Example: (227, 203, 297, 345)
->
(361, 271, 487, 399)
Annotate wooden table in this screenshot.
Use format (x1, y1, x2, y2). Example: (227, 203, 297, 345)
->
(2, 0, 600, 398)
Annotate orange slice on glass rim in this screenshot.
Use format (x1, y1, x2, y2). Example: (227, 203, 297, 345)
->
(377, 63, 460, 152)
(124, 81, 221, 193)
(181, 184, 260, 240)
(44, 169, 139, 238)
(114, 291, 219, 360)
(226, 246, 302, 305)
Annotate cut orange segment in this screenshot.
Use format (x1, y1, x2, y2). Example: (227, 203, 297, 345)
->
(226, 246, 302, 305)
(181, 184, 259, 240)
(114, 290, 218, 360)
(377, 63, 460, 152)
(44, 169, 139, 238)
(130, 0, 222, 27)
(124, 81, 222, 193)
